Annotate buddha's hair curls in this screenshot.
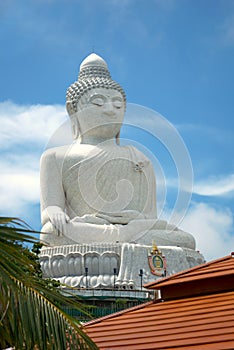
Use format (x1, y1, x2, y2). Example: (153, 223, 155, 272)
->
(66, 63, 126, 115)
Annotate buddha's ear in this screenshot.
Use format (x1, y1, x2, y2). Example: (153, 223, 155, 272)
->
(66, 101, 74, 116)
(70, 116, 79, 140)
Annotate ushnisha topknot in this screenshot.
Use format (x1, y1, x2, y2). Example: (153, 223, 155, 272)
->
(66, 53, 126, 115)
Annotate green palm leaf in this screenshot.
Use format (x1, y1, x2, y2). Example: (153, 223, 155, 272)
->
(0, 217, 98, 350)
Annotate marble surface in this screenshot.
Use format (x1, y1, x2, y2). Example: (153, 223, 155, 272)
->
(40, 242, 205, 289)
(39, 53, 204, 290)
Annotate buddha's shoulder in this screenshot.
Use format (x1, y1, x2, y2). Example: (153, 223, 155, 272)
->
(40, 145, 71, 162)
(123, 145, 150, 160)
(40, 144, 98, 162)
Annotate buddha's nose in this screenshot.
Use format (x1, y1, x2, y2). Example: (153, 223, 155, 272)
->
(103, 102, 115, 116)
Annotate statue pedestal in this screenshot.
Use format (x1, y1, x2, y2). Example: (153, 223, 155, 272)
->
(40, 241, 205, 290)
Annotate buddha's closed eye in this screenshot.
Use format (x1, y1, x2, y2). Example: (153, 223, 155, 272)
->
(89, 95, 105, 106)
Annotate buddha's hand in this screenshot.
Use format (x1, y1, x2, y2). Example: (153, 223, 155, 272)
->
(46, 206, 70, 236)
(71, 214, 110, 225)
(96, 210, 146, 224)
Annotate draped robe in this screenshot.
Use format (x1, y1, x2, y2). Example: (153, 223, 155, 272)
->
(40, 142, 195, 249)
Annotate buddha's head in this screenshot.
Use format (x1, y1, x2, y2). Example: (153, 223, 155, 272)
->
(66, 53, 126, 144)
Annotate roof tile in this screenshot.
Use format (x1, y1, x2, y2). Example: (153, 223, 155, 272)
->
(85, 292, 234, 349)
(85, 254, 234, 349)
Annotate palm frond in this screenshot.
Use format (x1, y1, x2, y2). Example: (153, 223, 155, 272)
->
(0, 217, 98, 350)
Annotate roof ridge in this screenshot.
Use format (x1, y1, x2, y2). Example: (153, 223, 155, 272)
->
(145, 253, 234, 289)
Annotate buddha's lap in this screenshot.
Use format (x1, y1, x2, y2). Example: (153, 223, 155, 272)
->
(41, 219, 195, 249)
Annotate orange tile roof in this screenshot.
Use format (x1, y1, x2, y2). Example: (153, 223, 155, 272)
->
(85, 254, 234, 349)
(145, 253, 234, 290)
(85, 291, 234, 349)
(145, 253, 234, 300)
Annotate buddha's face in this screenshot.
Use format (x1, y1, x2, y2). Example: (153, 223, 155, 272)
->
(75, 88, 125, 142)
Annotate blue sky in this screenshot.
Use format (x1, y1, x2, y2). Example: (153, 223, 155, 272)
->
(0, 0, 233, 261)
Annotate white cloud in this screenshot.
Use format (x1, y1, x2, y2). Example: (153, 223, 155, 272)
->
(181, 202, 234, 261)
(0, 101, 67, 216)
(176, 123, 233, 145)
(0, 155, 40, 219)
(0, 101, 67, 149)
(193, 174, 234, 197)
(0, 167, 39, 215)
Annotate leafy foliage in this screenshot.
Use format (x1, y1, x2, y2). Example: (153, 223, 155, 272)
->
(0, 217, 98, 350)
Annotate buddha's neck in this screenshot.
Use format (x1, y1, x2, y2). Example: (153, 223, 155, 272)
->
(79, 135, 117, 146)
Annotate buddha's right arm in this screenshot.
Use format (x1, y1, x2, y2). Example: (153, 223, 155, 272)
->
(41, 205, 70, 235)
(40, 149, 68, 231)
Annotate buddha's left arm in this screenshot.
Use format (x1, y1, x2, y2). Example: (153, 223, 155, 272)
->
(142, 162, 157, 219)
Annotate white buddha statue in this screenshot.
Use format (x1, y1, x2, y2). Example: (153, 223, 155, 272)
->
(40, 53, 195, 250)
